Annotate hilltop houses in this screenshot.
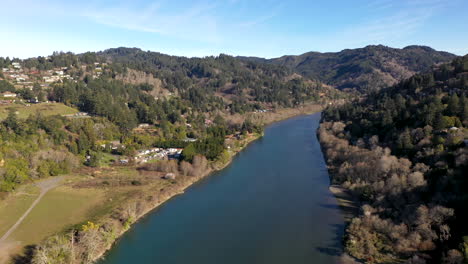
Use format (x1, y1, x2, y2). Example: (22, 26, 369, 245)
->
(12, 62, 21, 69)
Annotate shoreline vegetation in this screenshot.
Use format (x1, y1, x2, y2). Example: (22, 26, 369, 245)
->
(318, 55, 468, 264)
(3, 103, 323, 264)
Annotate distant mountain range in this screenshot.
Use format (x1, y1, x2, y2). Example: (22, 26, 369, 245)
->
(239, 45, 456, 93)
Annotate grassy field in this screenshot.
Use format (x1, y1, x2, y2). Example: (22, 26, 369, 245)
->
(9, 184, 105, 245)
(0, 102, 78, 120)
(2, 167, 164, 249)
(0, 185, 40, 238)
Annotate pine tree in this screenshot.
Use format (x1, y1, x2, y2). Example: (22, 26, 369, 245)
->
(397, 128, 413, 151)
(434, 113, 450, 130)
(461, 95, 468, 126)
(447, 93, 460, 116)
(3, 109, 18, 131)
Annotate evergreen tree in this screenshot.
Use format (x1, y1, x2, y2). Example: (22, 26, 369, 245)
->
(447, 93, 460, 116)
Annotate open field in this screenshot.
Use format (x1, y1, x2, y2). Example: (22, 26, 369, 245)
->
(0, 102, 78, 120)
(0, 185, 40, 239)
(9, 185, 105, 245)
(0, 167, 171, 262)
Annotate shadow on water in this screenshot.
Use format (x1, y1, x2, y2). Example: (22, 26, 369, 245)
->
(315, 223, 345, 257)
(319, 202, 358, 223)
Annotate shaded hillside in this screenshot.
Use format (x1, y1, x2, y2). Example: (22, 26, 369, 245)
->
(241, 45, 456, 93)
(319, 55, 468, 263)
(96, 47, 342, 109)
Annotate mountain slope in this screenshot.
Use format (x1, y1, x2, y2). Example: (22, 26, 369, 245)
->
(95, 47, 342, 108)
(319, 55, 468, 263)
(241, 45, 456, 93)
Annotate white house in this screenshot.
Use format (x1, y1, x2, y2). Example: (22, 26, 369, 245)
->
(1, 92, 17, 98)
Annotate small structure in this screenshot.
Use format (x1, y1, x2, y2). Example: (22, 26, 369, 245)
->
(163, 173, 176, 180)
(1, 92, 17, 98)
(110, 141, 122, 150)
(138, 123, 150, 128)
(63, 112, 90, 118)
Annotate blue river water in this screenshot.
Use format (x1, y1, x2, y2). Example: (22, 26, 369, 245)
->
(99, 113, 345, 264)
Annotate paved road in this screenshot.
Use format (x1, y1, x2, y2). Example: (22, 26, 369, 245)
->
(0, 177, 63, 244)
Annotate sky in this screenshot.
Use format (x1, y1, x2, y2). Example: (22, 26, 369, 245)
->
(1, 0, 467, 59)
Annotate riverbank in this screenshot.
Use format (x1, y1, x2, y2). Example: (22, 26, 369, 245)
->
(317, 120, 362, 264)
(97, 111, 349, 264)
(328, 185, 359, 224)
(89, 134, 262, 262)
(91, 104, 324, 263)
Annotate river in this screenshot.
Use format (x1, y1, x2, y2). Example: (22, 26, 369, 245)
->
(99, 113, 345, 264)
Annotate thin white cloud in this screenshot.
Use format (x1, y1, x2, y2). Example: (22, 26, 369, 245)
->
(331, 0, 447, 47)
(81, 0, 282, 44)
(83, 2, 221, 42)
(238, 12, 277, 28)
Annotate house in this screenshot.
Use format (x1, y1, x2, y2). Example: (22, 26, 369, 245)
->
(163, 173, 176, 180)
(110, 141, 122, 150)
(12, 62, 21, 69)
(1, 92, 17, 98)
(138, 123, 150, 128)
(63, 112, 90, 118)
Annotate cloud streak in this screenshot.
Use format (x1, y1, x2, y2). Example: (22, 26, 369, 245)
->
(330, 0, 448, 47)
(83, 1, 221, 42)
(81, 0, 281, 44)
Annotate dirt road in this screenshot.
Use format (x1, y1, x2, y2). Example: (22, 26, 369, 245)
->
(0, 177, 63, 244)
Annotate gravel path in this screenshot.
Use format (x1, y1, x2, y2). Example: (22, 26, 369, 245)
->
(0, 177, 63, 244)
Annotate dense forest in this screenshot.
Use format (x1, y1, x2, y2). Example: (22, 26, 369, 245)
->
(319, 55, 468, 263)
(98, 47, 339, 107)
(241, 45, 455, 93)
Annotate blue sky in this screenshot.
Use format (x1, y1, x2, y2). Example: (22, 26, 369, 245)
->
(1, 0, 467, 58)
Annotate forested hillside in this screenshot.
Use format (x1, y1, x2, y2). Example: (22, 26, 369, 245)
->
(319, 55, 468, 263)
(0, 50, 341, 193)
(241, 45, 455, 93)
(97, 47, 341, 108)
